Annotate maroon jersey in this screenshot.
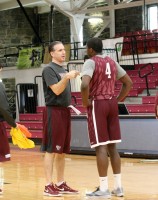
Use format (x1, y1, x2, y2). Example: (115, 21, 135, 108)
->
(89, 56, 117, 100)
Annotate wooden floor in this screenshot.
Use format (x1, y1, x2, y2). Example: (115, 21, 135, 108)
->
(0, 144, 158, 200)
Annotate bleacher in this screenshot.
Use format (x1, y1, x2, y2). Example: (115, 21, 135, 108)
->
(115, 29, 158, 55)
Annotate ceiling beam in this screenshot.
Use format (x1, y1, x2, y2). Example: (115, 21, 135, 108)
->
(0, 0, 157, 13)
(75, 0, 158, 14)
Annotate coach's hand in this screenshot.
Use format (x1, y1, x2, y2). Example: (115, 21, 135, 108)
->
(66, 70, 80, 79)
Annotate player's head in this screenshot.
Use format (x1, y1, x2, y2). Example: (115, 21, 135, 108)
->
(86, 37, 103, 57)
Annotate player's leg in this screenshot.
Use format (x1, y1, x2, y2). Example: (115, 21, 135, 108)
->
(108, 144, 124, 197)
(95, 145, 109, 177)
(107, 143, 120, 174)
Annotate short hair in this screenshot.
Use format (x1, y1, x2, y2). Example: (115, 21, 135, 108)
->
(86, 37, 103, 53)
(48, 41, 63, 53)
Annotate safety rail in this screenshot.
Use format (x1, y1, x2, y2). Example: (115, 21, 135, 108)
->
(138, 63, 154, 96)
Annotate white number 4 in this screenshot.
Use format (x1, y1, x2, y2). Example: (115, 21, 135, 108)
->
(105, 63, 111, 78)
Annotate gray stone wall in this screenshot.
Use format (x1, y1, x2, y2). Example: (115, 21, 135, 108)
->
(39, 11, 70, 44)
(0, 8, 36, 48)
(0, 7, 37, 67)
(0, 6, 144, 66)
(0, 5, 144, 47)
(115, 6, 143, 33)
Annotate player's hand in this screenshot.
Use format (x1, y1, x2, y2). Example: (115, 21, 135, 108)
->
(66, 70, 80, 79)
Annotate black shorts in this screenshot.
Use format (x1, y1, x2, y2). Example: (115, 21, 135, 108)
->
(41, 106, 71, 153)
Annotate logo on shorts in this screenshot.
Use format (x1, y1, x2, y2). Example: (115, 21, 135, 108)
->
(56, 145, 61, 151)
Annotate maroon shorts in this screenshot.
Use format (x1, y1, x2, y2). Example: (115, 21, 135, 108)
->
(41, 106, 71, 153)
(0, 122, 11, 162)
(87, 98, 121, 148)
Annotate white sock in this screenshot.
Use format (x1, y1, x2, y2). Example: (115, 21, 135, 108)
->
(113, 174, 122, 189)
(56, 181, 64, 186)
(99, 177, 108, 192)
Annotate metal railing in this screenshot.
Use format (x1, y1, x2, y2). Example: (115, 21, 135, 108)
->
(138, 63, 154, 96)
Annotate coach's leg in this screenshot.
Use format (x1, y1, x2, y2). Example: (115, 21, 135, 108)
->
(55, 153, 65, 183)
(44, 152, 55, 184)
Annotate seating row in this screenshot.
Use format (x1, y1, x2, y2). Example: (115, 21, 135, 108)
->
(115, 29, 158, 38)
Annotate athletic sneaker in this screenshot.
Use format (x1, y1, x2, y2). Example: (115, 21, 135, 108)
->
(43, 183, 62, 197)
(0, 189, 3, 195)
(55, 182, 79, 194)
(86, 187, 111, 198)
(111, 187, 124, 197)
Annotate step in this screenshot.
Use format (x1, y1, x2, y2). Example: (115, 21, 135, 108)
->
(4, 121, 43, 130)
(134, 63, 158, 70)
(124, 97, 142, 104)
(37, 106, 87, 115)
(127, 69, 158, 76)
(37, 106, 45, 113)
(126, 104, 155, 113)
(115, 89, 140, 97)
(139, 88, 158, 96)
(130, 75, 158, 83)
(19, 113, 43, 121)
(115, 82, 157, 89)
(142, 96, 156, 104)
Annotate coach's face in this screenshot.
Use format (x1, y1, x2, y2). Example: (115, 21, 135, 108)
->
(50, 43, 66, 65)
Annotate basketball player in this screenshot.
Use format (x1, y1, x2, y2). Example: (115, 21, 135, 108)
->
(81, 37, 132, 198)
(41, 41, 80, 197)
(0, 65, 17, 194)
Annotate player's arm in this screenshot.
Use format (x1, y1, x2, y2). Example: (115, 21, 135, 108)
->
(81, 75, 91, 107)
(117, 74, 133, 102)
(115, 62, 133, 102)
(0, 84, 16, 128)
(0, 106, 16, 128)
(81, 59, 94, 107)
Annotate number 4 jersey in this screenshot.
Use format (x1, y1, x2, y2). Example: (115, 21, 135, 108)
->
(81, 55, 126, 100)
